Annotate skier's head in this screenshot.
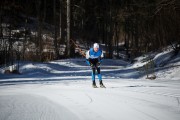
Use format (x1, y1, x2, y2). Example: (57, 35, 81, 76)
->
(93, 43, 99, 52)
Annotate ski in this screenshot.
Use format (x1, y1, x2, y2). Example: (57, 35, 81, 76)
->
(92, 85, 106, 88)
(100, 85, 106, 88)
(92, 84, 98, 88)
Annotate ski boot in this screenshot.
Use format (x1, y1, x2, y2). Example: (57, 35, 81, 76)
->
(92, 81, 98, 88)
(100, 80, 106, 88)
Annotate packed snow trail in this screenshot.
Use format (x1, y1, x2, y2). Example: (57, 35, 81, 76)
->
(0, 79, 180, 120)
(0, 57, 180, 120)
(0, 94, 79, 120)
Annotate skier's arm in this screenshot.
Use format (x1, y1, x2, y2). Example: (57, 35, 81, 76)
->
(98, 51, 104, 63)
(86, 51, 90, 65)
(101, 51, 104, 59)
(86, 59, 90, 65)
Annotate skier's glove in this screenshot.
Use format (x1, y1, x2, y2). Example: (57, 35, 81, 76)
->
(90, 63, 94, 67)
(98, 57, 103, 63)
(97, 62, 101, 67)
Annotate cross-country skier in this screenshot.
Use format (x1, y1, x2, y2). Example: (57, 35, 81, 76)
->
(86, 43, 106, 88)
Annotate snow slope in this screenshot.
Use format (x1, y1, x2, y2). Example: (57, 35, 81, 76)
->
(0, 52, 180, 120)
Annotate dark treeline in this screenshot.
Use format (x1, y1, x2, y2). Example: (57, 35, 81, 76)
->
(0, 0, 179, 64)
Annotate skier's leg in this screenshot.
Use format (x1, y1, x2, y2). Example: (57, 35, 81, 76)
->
(92, 67, 97, 88)
(89, 59, 96, 82)
(92, 68, 96, 81)
(97, 67, 105, 88)
(97, 67, 102, 80)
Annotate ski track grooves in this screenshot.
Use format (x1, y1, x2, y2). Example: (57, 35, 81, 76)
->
(132, 107, 160, 120)
(85, 93, 93, 104)
(59, 92, 104, 120)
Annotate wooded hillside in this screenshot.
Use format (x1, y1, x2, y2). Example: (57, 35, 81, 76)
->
(0, 0, 179, 64)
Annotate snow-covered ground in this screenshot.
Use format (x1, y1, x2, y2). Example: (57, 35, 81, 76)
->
(0, 50, 180, 120)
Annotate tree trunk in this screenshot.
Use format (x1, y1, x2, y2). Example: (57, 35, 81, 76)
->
(54, 0, 59, 59)
(67, 0, 70, 57)
(59, 0, 62, 40)
(36, 0, 43, 61)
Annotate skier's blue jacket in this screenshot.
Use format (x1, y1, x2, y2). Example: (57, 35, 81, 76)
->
(86, 48, 104, 65)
